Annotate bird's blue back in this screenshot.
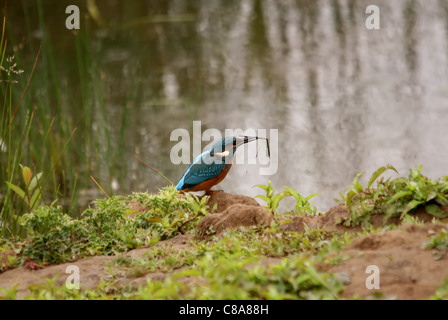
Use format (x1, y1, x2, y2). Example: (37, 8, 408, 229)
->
(176, 138, 234, 190)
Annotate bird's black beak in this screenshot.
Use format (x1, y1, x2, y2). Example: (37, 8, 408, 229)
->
(244, 136, 258, 144)
(235, 136, 270, 158)
(237, 136, 258, 147)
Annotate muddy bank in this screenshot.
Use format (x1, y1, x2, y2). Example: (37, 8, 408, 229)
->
(0, 192, 447, 299)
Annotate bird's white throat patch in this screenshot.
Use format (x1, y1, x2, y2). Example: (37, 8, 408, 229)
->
(214, 150, 230, 157)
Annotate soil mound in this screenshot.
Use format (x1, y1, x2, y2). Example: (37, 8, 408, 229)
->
(197, 203, 273, 236)
(282, 204, 447, 233)
(206, 191, 260, 213)
(195, 192, 272, 236)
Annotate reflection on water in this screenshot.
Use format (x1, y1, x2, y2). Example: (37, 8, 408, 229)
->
(6, 0, 448, 212)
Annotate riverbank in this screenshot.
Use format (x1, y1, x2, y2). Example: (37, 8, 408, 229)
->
(1, 190, 448, 300)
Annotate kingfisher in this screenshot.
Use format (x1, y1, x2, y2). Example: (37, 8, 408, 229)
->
(175, 136, 258, 193)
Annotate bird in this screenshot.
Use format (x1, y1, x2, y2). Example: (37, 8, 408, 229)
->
(175, 136, 258, 193)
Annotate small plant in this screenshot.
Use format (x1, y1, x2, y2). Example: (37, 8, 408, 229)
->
(0, 239, 21, 272)
(428, 277, 448, 300)
(19, 203, 88, 264)
(254, 181, 286, 214)
(339, 165, 448, 227)
(0, 284, 19, 300)
(282, 187, 320, 216)
(423, 228, 448, 260)
(255, 181, 320, 216)
(5, 165, 42, 213)
(129, 186, 210, 239)
(177, 192, 212, 234)
(112, 245, 195, 277)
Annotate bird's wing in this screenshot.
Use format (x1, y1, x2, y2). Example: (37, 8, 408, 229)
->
(182, 162, 225, 185)
(176, 153, 225, 190)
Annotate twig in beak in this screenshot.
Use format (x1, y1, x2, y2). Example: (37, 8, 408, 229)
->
(266, 138, 270, 158)
(237, 135, 270, 158)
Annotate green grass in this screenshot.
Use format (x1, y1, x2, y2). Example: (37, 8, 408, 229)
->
(0, 183, 356, 299)
(4, 251, 343, 300)
(0, 12, 37, 236)
(4, 226, 349, 300)
(111, 226, 354, 279)
(0, 183, 337, 271)
(0, 186, 209, 268)
(338, 165, 448, 227)
(1, 166, 448, 299)
(0, 3, 140, 236)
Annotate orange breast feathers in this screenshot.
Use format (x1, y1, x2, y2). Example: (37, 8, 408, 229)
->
(186, 164, 232, 192)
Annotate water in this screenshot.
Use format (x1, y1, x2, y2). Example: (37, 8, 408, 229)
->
(5, 0, 448, 213)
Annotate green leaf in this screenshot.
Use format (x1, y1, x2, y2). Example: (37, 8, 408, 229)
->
(409, 167, 422, 181)
(271, 192, 290, 210)
(384, 190, 413, 207)
(124, 209, 138, 217)
(353, 172, 365, 193)
(28, 172, 43, 191)
(386, 164, 399, 175)
(305, 193, 321, 202)
(435, 194, 448, 206)
(425, 204, 448, 219)
(172, 269, 202, 279)
(283, 186, 299, 198)
(390, 177, 408, 187)
(372, 190, 381, 203)
(400, 200, 424, 218)
(426, 191, 438, 202)
(345, 190, 356, 209)
(367, 166, 390, 190)
(254, 195, 270, 203)
(254, 184, 268, 191)
(5, 182, 26, 201)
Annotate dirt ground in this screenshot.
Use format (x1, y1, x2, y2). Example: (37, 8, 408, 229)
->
(0, 233, 196, 299)
(0, 192, 447, 300)
(330, 223, 448, 299)
(284, 204, 448, 299)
